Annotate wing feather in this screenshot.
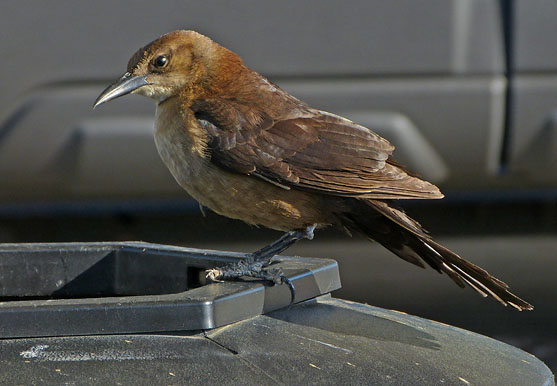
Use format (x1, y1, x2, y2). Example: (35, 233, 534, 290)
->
(201, 108, 442, 199)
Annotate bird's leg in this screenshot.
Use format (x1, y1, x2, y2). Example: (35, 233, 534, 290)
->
(206, 225, 316, 304)
(249, 224, 315, 264)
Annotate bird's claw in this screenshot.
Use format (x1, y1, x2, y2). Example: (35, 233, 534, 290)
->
(205, 268, 225, 283)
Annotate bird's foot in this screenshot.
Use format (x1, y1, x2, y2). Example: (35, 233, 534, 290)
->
(206, 259, 279, 283)
(205, 224, 316, 306)
(206, 259, 296, 304)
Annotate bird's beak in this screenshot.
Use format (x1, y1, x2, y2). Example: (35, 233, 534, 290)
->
(93, 72, 150, 109)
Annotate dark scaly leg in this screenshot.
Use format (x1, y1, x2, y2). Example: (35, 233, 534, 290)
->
(206, 225, 316, 305)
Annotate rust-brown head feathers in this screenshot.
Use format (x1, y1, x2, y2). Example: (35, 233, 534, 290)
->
(122, 30, 241, 103)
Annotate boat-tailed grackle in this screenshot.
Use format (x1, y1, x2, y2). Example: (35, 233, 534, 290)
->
(95, 31, 532, 310)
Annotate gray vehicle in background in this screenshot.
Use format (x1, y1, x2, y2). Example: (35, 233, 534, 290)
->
(1, 0, 556, 377)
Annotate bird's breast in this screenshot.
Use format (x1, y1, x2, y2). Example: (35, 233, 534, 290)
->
(153, 103, 331, 231)
(154, 102, 207, 186)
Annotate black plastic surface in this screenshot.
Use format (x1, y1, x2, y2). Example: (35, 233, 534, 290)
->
(0, 242, 340, 337)
(0, 297, 552, 385)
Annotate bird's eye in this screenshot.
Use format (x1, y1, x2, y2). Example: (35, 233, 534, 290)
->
(153, 55, 168, 68)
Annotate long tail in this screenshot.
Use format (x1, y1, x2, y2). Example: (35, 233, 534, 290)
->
(338, 199, 533, 311)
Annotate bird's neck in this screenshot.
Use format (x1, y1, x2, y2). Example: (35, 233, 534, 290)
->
(155, 96, 209, 158)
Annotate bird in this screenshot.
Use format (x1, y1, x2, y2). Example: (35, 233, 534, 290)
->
(94, 30, 532, 311)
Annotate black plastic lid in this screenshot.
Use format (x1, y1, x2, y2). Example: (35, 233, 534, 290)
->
(0, 242, 340, 337)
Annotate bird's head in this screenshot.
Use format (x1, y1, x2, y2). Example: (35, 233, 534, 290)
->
(94, 30, 234, 108)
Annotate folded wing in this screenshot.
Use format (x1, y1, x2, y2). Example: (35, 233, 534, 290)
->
(201, 108, 443, 199)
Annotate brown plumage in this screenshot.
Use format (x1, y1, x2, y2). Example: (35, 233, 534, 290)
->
(94, 30, 532, 311)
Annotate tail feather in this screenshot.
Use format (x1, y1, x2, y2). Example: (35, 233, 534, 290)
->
(339, 199, 533, 311)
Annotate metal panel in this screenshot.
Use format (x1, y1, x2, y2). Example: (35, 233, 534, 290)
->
(0, 0, 503, 117)
(507, 76, 557, 185)
(514, 0, 557, 72)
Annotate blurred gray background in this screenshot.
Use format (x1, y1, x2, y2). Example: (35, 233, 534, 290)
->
(1, 0, 556, 372)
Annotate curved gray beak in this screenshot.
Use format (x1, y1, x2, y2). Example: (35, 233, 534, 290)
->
(93, 72, 149, 109)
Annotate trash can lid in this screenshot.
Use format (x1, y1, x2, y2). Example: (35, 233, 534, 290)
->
(0, 242, 340, 337)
